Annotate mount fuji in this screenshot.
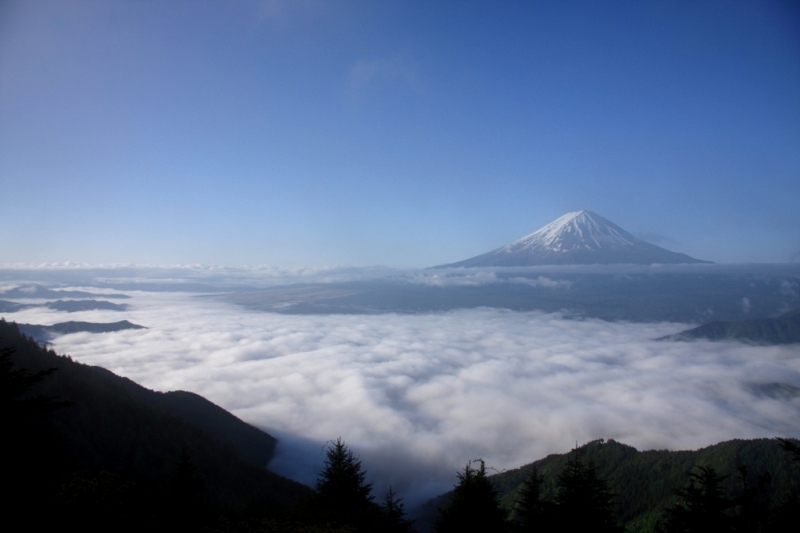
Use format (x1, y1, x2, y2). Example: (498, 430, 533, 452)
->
(434, 210, 710, 268)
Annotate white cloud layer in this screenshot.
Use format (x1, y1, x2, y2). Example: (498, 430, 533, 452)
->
(3, 263, 798, 292)
(404, 270, 572, 288)
(5, 290, 800, 507)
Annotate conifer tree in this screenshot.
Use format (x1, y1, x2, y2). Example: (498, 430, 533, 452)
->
(316, 438, 374, 505)
(777, 438, 800, 464)
(1, 344, 70, 528)
(381, 486, 413, 533)
(1, 345, 69, 425)
(514, 466, 552, 532)
(656, 466, 734, 533)
(730, 465, 771, 532)
(315, 438, 376, 530)
(551, 452, 621, 533)
(768, 439, 800, 532)
(434, 459, 509, 533)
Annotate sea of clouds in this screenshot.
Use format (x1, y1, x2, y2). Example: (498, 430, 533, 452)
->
(4, 261, 797, 290)
(3, 276, 800, 508)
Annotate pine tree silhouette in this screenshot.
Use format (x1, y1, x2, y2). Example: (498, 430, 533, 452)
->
(514, 466, 552, 532)
(0, 344, 71, 530)
(1, 345, 69, 425)
(315, 437, 377, 531)
(769, 439, 800, 532)
(656, 466, 734, 533)
(381, 486, 413, 533)
(435, 459, 509, 533)
(551, 451, 621, 533)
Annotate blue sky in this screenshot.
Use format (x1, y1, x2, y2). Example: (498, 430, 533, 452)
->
(1, 0, 798, 267)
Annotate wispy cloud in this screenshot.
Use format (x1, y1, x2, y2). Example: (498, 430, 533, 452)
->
(7, 287, 798, 507)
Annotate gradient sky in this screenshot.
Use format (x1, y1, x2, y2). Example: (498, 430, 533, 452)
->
(1, 0, 799, 267)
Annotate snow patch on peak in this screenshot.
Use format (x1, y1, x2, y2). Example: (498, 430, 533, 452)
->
(431, 210, 710, 268)
(502, 210, 640, 255)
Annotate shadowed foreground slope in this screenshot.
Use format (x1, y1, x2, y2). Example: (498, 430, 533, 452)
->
(0, 319, 309, 512)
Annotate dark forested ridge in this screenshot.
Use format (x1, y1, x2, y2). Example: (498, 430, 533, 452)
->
(418, 439, 800, 533)
(1, 321, 416, 532)
(18, 320, 146, 342)
(662, 308, 800, 344)
(0, 318, 310, 531)
(0, 298, 129, 314)
(90, 366, 276, 467)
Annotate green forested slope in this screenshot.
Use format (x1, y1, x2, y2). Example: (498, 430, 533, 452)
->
(489, 438, 799, 532)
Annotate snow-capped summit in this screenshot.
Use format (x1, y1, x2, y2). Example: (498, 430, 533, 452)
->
(434, 210, 709, 268)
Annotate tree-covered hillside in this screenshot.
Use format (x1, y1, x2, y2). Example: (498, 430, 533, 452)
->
(0, 318, 311, 531)
(486, 438, 799, 533)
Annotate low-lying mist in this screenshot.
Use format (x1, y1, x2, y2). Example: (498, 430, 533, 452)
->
(5, 286, 800, 507)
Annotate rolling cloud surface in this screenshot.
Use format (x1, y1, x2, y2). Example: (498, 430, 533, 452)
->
(5, 288, 800, 506)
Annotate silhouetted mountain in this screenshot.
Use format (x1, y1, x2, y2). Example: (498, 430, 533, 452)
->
(0, 299, 30, 312)
(45, 299, 129, 312)
(0, 298, 128, 315)
(0, 284, 130, 299)
(18, 320, 146, 342)
(91, 367, 276, 467)
(0, 319, 309, 511)
(661, 308, 800, 344)
(434, 211, 709, 267)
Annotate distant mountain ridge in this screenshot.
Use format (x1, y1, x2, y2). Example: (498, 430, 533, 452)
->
(434, 211, 709, 267)
(0, 285, 129, 299)
(0, 299, 128, 313)
(18, 320, 145, 342)
(45, 299, 129, 312)
(661, 308, 800, 344)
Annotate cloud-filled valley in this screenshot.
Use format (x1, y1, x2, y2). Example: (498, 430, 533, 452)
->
(4, 283, 799, 507)
(4, 2, 800, 527)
